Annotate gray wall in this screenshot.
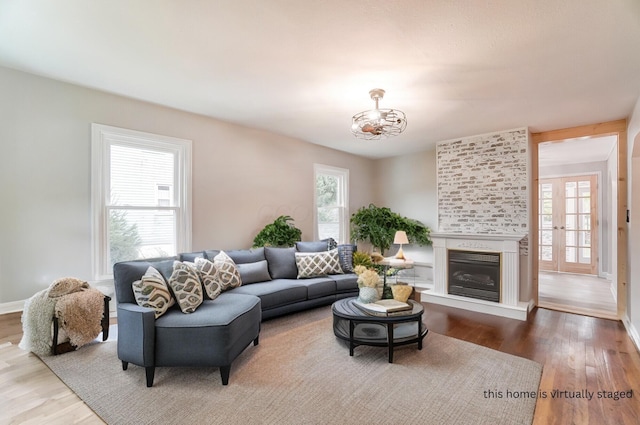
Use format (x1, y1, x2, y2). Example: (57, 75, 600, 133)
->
(0, 66, 375, 303)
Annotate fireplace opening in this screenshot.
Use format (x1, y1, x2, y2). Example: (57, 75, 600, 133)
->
(448, 250, 500, 302)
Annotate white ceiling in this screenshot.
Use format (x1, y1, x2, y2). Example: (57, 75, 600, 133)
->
(1, 0, 639, 159)
(538, 135, 617, 167)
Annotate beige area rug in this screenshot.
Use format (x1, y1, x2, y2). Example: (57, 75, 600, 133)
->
(40, 307, 542, 425)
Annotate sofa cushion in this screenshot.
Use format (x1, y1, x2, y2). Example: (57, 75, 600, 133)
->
(337, 244, 356, 273)
(294, 276, 336, 299)
(194, 257, 222, 300)
(229, 280, 307, 310)
(168, 262, 203, 313)
(295, 249, 343, 278)
(226, 247, 266, 264)
(264, 247, 298, 279)
(330, 273, 359, 293)
(236, 260, 271, 285)
(213, 251, 242, 291)
(132, 266, 175, 318)
(113, 258, 177, 305)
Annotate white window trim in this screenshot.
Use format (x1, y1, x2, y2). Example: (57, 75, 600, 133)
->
(91, 124, 192, 281)
(313, 163, 349, 244)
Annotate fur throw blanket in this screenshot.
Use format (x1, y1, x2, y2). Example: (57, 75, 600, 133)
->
(19, 277, 105, 356)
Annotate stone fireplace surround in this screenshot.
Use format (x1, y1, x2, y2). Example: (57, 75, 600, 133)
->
(423, 232, 532, 321)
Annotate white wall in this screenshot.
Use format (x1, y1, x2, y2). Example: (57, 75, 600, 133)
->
(627, 93, 640, 347)
(373, 149, 438, 264)
(0, 66, 375, 304)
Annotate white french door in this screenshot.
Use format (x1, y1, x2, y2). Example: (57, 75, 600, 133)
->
(538, 175, 598, 275)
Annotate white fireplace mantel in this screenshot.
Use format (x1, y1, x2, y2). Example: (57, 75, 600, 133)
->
(423, 233, 532, 321)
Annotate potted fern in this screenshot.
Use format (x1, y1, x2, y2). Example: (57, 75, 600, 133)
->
(350, 204, 431, 254)
(252, 215, 302, 248)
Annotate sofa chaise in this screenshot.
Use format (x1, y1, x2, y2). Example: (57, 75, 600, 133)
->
(113, 241, 357, 387)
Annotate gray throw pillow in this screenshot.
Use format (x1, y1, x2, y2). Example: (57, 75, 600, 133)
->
(226, 247, 266, 264)
(236, 260, 272, 285)
(264, 247, 298, 279)
(295, 240, 329, 252)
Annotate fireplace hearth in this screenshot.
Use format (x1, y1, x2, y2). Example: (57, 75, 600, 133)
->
(448, 250, 500, 302)
(424, 232, 529, 321)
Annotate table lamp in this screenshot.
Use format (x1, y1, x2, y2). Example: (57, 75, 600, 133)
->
(394, 230, 409, 260)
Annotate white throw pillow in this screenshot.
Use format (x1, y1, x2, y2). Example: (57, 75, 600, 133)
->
(295, 248, 344, 278)
(213, 251, 242, 291)
(132, 267, 175, 318)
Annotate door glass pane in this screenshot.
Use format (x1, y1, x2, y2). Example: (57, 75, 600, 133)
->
(541, 214, 553, 229)
(579, 198, 591, 213)
(541, 246, 552, 261)
(566, 247, 577, 262)
(579, 231, 591, 247)
(565, 182, 577, 197)
(566, 230, 576, 246)
(566, 198, 576, 214)
(542, 199, 553, 214)
(565, 215, 576, 230)
(541, 230, 553, 245)
(580, 247, 591, 263)
(578, 181, 590, 197)
(580, 215, 591, 230)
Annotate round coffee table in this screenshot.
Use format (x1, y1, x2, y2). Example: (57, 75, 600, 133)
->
(332, 297, 428, 363)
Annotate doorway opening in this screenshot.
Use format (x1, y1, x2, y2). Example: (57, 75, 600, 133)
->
(536, 136, 617, 319)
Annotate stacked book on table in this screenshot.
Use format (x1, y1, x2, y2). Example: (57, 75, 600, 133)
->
(353, 299, 412, 317)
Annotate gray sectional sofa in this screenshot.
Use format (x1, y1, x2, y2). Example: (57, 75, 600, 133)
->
(112, 241, 358, 387)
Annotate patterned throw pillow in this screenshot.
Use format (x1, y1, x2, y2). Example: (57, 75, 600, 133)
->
(213, 251, 242, 291)
(132, 267, 175, 318)
(337, 244, 356, 273)
(295, 248, 344, 278)
(194, 257, 222, 300)
(168, 261, 203, 313)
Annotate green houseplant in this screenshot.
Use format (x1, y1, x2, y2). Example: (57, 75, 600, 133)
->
(252, 215, 302, 248)
(350, 204, 431, 254)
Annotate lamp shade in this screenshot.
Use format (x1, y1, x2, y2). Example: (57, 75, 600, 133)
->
(394, 231, 409, 245)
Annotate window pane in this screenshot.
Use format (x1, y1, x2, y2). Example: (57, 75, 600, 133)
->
(317, 207, 340, 241)
(316, 175, 338, 207)
(108, 208, 176, 267)
(110, 145, 175, 207)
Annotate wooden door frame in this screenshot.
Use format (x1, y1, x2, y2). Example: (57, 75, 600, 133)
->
(531, 119, 627, 320)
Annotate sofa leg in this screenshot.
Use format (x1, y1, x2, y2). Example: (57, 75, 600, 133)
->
(254, 335, 259, 346)
(122, 361, 128, 370)
(145, 367, 155, 387)
(220, 366, 230, 385)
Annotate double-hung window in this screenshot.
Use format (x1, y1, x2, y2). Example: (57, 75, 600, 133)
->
(91, 124, 192, 280)
(314, 164, 349, 244)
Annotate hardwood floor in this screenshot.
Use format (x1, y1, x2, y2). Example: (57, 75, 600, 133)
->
(1, 305, 639, 424)
(539, 271, 617, 320)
